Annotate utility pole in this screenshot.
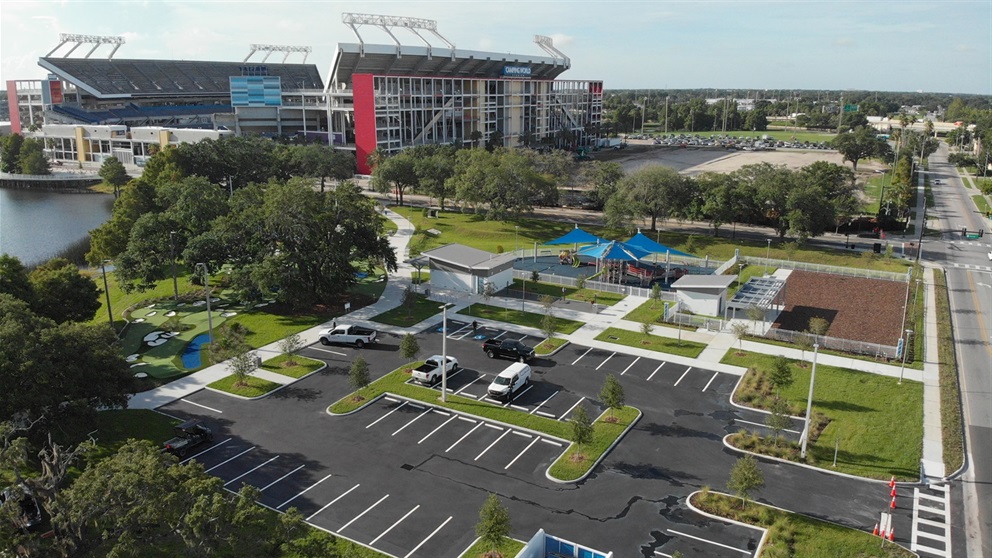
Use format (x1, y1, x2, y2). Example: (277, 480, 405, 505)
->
(837, 94, 845, 134)
(664, 96, 669, 134)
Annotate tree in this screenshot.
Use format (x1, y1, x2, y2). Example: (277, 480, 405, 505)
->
(0, 133, 24, 173)
(832, 126, 888, 171)
(400, 333, 421, 362)
(228, 350, 259, 388)
(475, 493, 511, 557)
(795, 331, 815, 365)
(28, 258, 101, 324)
(98, 155, 130, 199)
(768, 356, 794, 396)
(745, 304, 764, 333)
(650, 283, 662, 308)
(599, 374, 625, 420)
(279, 333, 303, 366)
(0, 254, 35, 304)
(541, 312, 558, 342)
(571, 405, 594, 447)
(765, 397, 792, 446)
(727, 454, 764, 509)
(808, 316, 829, 340)
(606, 165, 690, 231)
(641, 320, 654, 338)
(350, 356, 371, 391)
(18, 138, 50, 175)
(731, 321, 749, 354)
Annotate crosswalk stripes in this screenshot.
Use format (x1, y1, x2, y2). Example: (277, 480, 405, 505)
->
(911, 483, 951, 557)
(949, 262, 992, 271)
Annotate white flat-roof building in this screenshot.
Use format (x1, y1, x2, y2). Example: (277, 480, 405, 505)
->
(671, 274, 737, 317)
(419, 243, 516, 295)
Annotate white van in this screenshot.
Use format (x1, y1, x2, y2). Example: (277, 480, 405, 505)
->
(487, 362, 532, 402)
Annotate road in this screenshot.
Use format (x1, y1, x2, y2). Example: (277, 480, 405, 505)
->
(923, 144, 992, 558)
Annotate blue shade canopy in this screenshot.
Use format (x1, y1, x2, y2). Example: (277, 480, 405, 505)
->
(576, 240, 652, 261)
(625, 232, 695, 258)
(545, 225, 607, 246)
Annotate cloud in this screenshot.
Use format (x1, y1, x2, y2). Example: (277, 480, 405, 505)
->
(833, 37, 855, 47)
(955, 44, 972, 53)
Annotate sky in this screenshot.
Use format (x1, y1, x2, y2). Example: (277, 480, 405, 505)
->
(1, 0, 990, 95)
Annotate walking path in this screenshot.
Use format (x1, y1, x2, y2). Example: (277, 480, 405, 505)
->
(131, 200, 947, 479)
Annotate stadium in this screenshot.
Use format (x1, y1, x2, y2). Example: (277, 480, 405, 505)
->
(5, 14, 603, 173)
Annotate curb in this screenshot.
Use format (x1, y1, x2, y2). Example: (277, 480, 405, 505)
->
(546, 406, 642, 485)
(204, 362, 328, 401)
(685, 490, 768, 556)
(536, 339, 571, 357)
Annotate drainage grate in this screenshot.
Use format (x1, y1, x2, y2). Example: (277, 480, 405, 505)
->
(608, 336, 619, 340)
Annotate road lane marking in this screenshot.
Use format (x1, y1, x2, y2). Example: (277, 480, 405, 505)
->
(454, 375, 484, 395)
(224, 455, 279, 486)
(620, 356, 640, 375)
(205, 446, 255, 473)
(419, 415, 458, 444)
(702, 371, 720, 392)
(571, 347, 593, 365)
(308, 346, 347, 356)
(180, 437, 231, 464)
(475, 429, 512, 460)
(260, 464, 305, 492)
(180, 398, 223, 413)
(531, 391, 558, 415)
(558, 397, 585, 421)
(366, 401, 407, 429)
(306, 483, 360, 521)
(370, 504, 420, 545)
(596, 352, 616, 370)
(505, 436, 541, 470)
(647, 361, 665, 381)
(505, 385, 533, 406)
(277, 473, 332, 509)
(393, 408, 432, 436)
(340, 494, 389, 531)
(666, 529, 750, 554)
(446, 421, 484, 452)
(404, 516, 453, 558)
(674, 367, 692, 386)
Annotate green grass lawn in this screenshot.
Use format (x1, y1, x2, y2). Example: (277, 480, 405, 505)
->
(260, 354, 324, 379)
(862, 174, 887, 214)
(742, 333, 924, 370)
(510, 278, 626, 306)
(595, 327, 706, 358)
(721, 351, 923, 479)
(459, 538, 526, 558)
(972, 194, 991, 213)
(371, 292, 442, 326)
(692, 490, 913, 558)
(535, 337, 568, 355)
(725, 263, 776, 299)
(549, 406, 639, 481)
(208, 375, 283, 398)
(934, 270, 964, 473)
(328, 365, 639, 481)
(461, 303, 584, 334)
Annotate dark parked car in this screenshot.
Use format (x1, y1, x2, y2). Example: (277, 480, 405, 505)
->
(163, 420, 214, 457)
(482, 339, 535, 362)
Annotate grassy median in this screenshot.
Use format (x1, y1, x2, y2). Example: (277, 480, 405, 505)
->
(933, 270, 964, 473)
(461, 303, 584, 334)
(548, 406, 640, 481)
(459, 538, 526, 558)
(260, 354, 324, 379)
(595, 327, 706, 358)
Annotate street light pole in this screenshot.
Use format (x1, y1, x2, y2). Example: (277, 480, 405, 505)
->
(100, 260, 114, 331)
(898, 329, 913, 384)
(515, 225, 519, 254)
(195, 263, 213, 343)
(640, 97, 647, 135)
(664, 96, 669, 135)
(440, 303, 450, 402)
(765, 239, 771, 276)
(801, 343, 820, 460)
(169, 231, 179, 302)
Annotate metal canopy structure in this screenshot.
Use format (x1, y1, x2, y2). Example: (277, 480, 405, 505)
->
(533, 35, 570, 68)
(727, 276, 787, 311)
(342, 13, 455, 56)
(47, 33, 125, 60)
(244, 44, 312, 64)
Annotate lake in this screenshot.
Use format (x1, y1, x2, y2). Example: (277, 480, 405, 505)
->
(0, 188, 114, 266)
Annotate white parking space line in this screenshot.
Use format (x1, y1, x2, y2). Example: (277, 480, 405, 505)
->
(510, 404, 529, 411)
(558, 397, 586, 421)
(224, 455, 279, 486)
(484, 424, 504, 431)
(654, 552, 674, 558)
(366, 401, 407, 429)
(205, 446, 255, 473)
(393, 408, 432, 436)
(620, 356, 641, 375)
(484, 397, 503, 404)
(512, 431, 532, 438)
(666, 529, 750, 554)
(419, 415, 458, 444)
(475, 429, 512, 460)
(493, 331, 508, 340)
(517, 334, 529, 342)
(308, 346, 347, 356)
(457, 417, 477, 423)
(701, 371, 720, 392)
(180, 437, 231, 464)
(453, 329, 475, 340)
(646, 362, 665, 381)
(434, 410, 451, 417)
(735, 419, 800, 434)
(409, 404, 425, 411)
(370, 504, 420, 546)
(454, 375, 484, 395)
(180, 398, 223, 414)
(572, 347, 594, 365)
(446, 422, 484, 452)
(541, 439, 563, 447)
(277, 473, 333, 509)
(459, 392, 479, 399)
(504, 384, 533, 406)
(531, 391, 558, 414)
(306, 483, 360, 521)
(340, 493, 389, 531)
(674, 367, 692, 386)
(505, 436, 541, 470)
(385, 397, 399, 403)
(596, 352, 616, 370)
(260, 464, 305, 492)
(536, 411, 556, 418)
(404, 516, 453, 558)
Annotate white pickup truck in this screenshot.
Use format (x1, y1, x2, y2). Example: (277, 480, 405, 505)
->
(317, 324, 378, 348)
(411, 355, 459, 385)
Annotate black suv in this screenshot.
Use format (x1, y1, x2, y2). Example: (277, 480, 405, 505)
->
(482, 339, 535, 362)
(163, 420, 214, 457)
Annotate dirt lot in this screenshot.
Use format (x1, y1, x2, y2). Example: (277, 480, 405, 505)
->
(593, 143, 887, 176)
(772, 270, 906, 345)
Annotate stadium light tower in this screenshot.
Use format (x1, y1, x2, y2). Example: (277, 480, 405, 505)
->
(342, 13, 455, 56)
(47, 34, 125, 59)
(244, 44, 312, 64)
